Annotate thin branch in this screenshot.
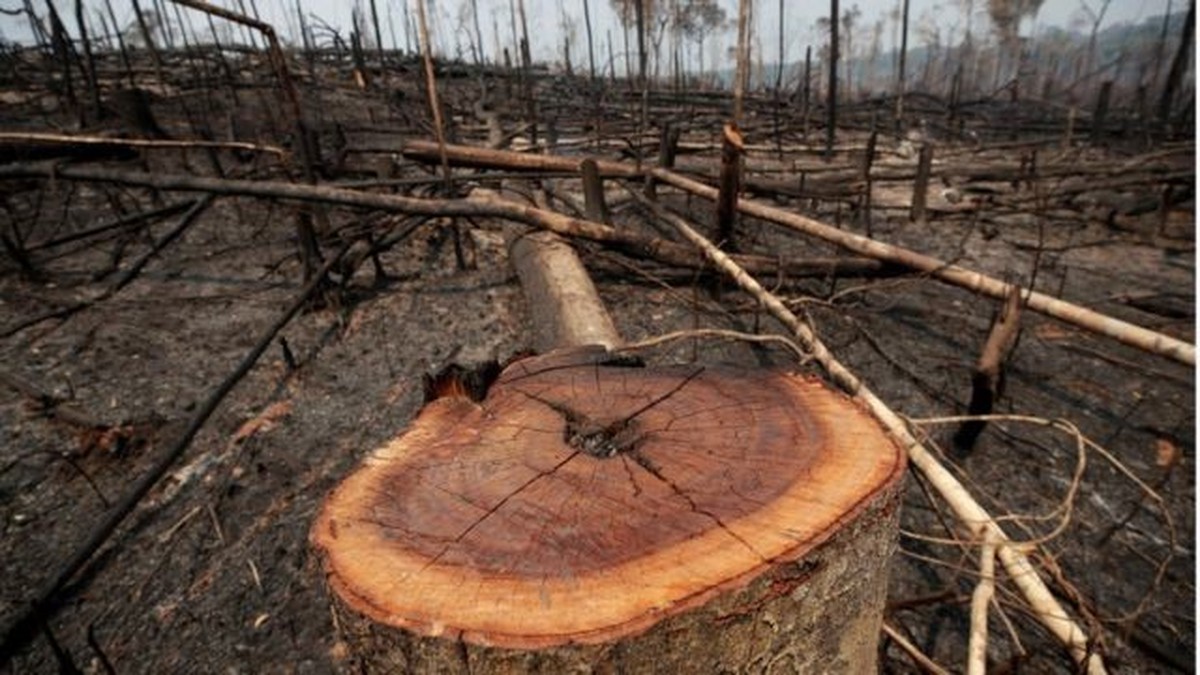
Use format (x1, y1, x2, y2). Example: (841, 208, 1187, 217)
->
(0, 132, 288, 159)
(883, 621, 954, 675)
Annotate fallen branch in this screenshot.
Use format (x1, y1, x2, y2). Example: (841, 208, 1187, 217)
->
(640, 196, 1108, 674)
(0, 131, 289, 159)
(0, 162, 896, 288)
(401, 138, 640, 177)
(882, 621, 953, 675)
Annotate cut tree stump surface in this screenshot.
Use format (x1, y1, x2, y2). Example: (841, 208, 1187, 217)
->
(312, 348, 905, 649)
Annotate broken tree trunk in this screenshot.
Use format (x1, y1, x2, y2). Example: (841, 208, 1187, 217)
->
(954, 286, 1023, 453)
(311, 195, 906, 672)
(715, 123, 744, 250)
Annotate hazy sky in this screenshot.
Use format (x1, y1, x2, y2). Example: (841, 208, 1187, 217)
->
(0, 0, 1177, 67)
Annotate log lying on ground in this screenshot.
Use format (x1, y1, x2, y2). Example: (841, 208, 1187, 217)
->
(510, 230, 621, 351)
(401, 139, 639, 177)
(312, 188, 907, 671)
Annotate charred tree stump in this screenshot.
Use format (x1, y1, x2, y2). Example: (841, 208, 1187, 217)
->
(954, 287, 1023, 454)
(910, 143, 933, 223)
(1091, 81, 1112, 145)
(643, 123, 681, 199)
(579, 159, 611, 225)
(715, 123, 744, 250)
(860, 128, 877, 235)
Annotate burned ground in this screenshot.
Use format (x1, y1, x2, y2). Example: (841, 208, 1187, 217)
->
(0, 40, 1193, 674)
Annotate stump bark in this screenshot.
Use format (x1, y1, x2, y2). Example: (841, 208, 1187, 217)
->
(312, 347, 905, 672)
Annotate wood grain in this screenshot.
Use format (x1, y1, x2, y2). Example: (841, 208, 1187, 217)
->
(312, 349, 905, 649)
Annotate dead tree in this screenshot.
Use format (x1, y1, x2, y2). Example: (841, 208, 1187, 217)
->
(1157, 0, 1195, 131)
(895, 0, 909, 132)
(583, 0, 597, 83)
(826, 0, 839, 160)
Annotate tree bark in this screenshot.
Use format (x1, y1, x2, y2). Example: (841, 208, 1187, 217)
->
(510, 231, 620, 351)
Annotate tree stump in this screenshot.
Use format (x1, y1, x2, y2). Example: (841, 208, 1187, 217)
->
(311, 347, 906, 672)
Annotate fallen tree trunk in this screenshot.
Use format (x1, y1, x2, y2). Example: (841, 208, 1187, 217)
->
(510, 230, 621, 351)
(401, 139, 640, 177)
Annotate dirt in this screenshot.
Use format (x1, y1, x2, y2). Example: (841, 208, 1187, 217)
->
(0, 47, 1193, 674)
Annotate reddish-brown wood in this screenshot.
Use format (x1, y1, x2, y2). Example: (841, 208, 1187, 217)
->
(311, 348, 905, 655)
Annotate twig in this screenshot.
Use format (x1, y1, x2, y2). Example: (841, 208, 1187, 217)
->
(157, 504, 202, 544)
(247, 559, 263, 593)
(907, 414, 1169, 515)
(617, 328, 811, 364)
(882, 621, 954, 675)
(206, 504, 225, 545)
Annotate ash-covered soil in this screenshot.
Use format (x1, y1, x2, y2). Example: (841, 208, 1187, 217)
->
(0, 47, 1192, 673)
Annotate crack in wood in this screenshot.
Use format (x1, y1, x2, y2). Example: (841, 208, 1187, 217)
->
(515, 367, 705, 459)
(625, 446, 770, 565)
(514, 366, 767, 563)
(417, 449, 581, 575)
